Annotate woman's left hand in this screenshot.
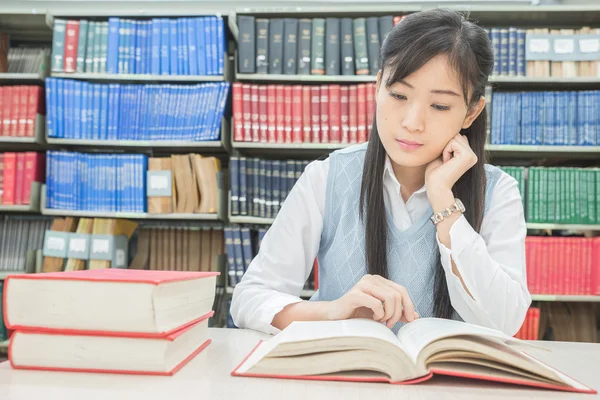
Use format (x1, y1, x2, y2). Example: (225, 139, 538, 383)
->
(425, 133, 478, 194)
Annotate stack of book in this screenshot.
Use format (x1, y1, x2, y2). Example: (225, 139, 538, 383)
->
(232, 83, 374, 144)
(52, 17, 225, 75)
(0, 152, 45, 205)
(514, 307, 541, 340)
(488, 27, 526, 77)
(4, 269, 219, 375)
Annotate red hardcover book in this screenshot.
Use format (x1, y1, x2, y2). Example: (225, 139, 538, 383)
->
(21, 152, 40, 205)
(2, 152, 16, 205)
(366, 83, 375, 139)
(310, 86, 321, 143)
(4, 269, 219, 335)
(349, 85, 358, 143)
(292, 85, 303, 143)
(320, 85, 329, 143)
(302, 86, 311, 143)
(275, 85, 285, 143)
(9, 312, 213, 376)
(340, 86, 350, 143)
(551, 238, 558, 295)
(17, 86, 29, 137)
(267, 85, 277, 143)
(0, 153, 4, 203)
(231, 319, 596, 393)
(530, 238, 539, 295)
(258, 85, 268, 142)
(284, 85, 293, 143)
(63, 20, 80, 72)
(14, 153, 25, 205)
(585, 239, 593, 295)
(26, 86, 41, 137)
(232, 83, 244, 141)
(250, 85, 260, 142)
(328, 84, 341, 143)
(573, 239, 582, 295)
(357, 84, 367, 143)
(241, 84, 252, 141)
(0, 87, 4, 136)
(593, 238, 600, 295)
(8, 86, 18, 137)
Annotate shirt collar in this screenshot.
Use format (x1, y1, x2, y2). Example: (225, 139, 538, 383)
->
(383, 155, 427, 195)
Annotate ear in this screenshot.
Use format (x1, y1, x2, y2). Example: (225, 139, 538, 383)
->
(462, 96, 486, 129)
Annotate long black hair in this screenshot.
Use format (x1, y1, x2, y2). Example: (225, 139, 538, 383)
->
(359, 9, 494, 319)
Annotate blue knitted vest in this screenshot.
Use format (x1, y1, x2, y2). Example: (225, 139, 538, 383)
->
(311, 143, 502, 333)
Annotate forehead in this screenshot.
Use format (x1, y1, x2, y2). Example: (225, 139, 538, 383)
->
(385, 54, 464, 95)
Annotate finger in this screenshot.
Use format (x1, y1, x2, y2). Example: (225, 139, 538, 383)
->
(371, 277, 411, 326)
(443, 140, 456, 163)
(369, 278, 403, 327)
(351, 291, 385, 321)
(361, 284, 396, 323)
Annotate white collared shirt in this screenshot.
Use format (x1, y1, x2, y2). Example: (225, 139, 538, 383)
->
(230, 154, 532, 336)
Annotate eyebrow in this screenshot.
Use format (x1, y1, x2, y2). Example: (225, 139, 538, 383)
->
(398, 79, 461, 97)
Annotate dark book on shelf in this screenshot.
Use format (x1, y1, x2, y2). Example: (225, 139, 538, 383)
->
(256, 18, 269, 74)
(297, 19, 312, 75)
(340, 18, 354, 76)
(310, 18, 326, 75)
(238, 16, 256, 74)
(283, 18, 298, 75)
(325, 18, 340, 76)
(352, 18, 369, 75)
(366, 17, 380, 75)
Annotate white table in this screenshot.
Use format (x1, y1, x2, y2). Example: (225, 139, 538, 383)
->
(0, 328, 598, 400)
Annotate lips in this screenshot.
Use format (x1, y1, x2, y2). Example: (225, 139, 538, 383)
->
(396, 139, 423, 150)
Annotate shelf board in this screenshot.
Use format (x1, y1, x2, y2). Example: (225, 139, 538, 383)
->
(489, 76, 600, 88)
(526, 223, 600, 231)
(0, 72, 46, 83)
(235, 73, 377, 83)
(41, 208, 221, 221)
(46, 138, 224, 149)
(229, 216, 275, 225)
(531, 295, 600, 302)
(487, 145, 600, 153)
(51, 72, 225, 83)
(232, 142, 349, 151)
(0, 182, 42, 213)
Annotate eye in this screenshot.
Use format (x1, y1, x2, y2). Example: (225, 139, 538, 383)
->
(389, 92, 406, 101)
(432, 104, 451, 111)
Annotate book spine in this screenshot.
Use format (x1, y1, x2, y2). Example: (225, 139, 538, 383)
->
(349, 85, 358, 143)
(310, 19, 325, 75)
(275, 85, 285, 143)
(320, 85, 329, 143)
(297, 19, 311, 75)
(3, 153, 16, 205)
(508, 27, 517, 76)
(283, 18, 298, 75)
(340, 86, 349, 143)
(292, 85, 303, 143)
(310, 86, 320, 143)
(76, 20, 89, 73)
(255, 19, 269, 74)
(340, 18, 355, 76)
(302, 86, 311, 143)
(500, 28, 508, 76)
(250, 85, 259, 142)
(239, 157, 248, 216)
(357, 84, 367, 142)
(51, 19, 67, 72)
(267, 85, 277, 143)
(259, 85, 268, 143)
(329, 84, 341, 143)
(238, 16, 256, 74)
(284, 86, 292, 143)
(490, 28, 500, 76)
(269, 19, 284, 75)
(352, 18, 369, 75)
(366, 17, 380, 75)
(325, 18, 340, 76)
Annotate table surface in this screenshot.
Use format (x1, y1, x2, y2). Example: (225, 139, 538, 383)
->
(0, 327, 598, 400)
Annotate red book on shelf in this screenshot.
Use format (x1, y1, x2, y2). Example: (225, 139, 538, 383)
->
(585, 239, 593, 295)
(573, 239, 582, 295)
(349, 85, 358, 143)
(275, 85, 285, 143)
(2, 152, 16, 205)
(258, 85, 268, 142)
(340, 86, 350, 143)
(328, 84, 341, 143)
(313, 259, 319, 290)
(551, 238, 559, 295)
(0, 153, 4, 203)
(232, 83, 244, 141)
(292, 85, 303, 143)
(267, 85, 277, 143)
(17, 86, 29, 137)
(242, 84, 252, 141)
(13, 153, 25, 205)
(250, 85, 260, 142)
(531, 238, 540, 295)
(9, 311, 214, 376)
(310, 86, 321, 143)
(0, 87, 4, 136)
(320, 85, 330, 143)
(302, 86, 312, 143)
(22, 151, 44, 205)
(593, 238, 600, 295)
(357, 84, 367, 143)
(284, 85, 293, 143)
(8, 87, 18, 137)
(366, 83, 374, 139)
(63, 20, 80, 73)
(26, 86, 41, 137)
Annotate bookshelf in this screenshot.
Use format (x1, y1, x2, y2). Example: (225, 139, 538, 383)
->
(0, 182, 42, 213)
(532, 295, 600, 302)
(50, 72, 226, 83)
(0, 72, 47, 83)
(0, 114, 47, 147)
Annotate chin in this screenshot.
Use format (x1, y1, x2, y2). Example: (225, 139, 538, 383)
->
(385, 146, 433, 168)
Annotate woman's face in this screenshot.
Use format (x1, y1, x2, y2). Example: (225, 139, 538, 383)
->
(375, 54, 484, 168)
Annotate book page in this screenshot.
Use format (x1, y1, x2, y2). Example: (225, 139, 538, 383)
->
(396, 318, 516, 364)
(236, 319, 404, 373)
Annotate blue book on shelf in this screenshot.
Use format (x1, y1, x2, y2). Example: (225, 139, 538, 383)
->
(217, 16, 224, 75)
(508, 27, 517, 76)
(196, 18, 207, 76)
(523, 92, 533, 145)
(100, 85, 109, 140)
(567, 91, 577, 146)
(179, 18, 189, 75)
(224, 228, 236, 286)
(204, 18, 213, 76)
(210, 17, 218, 75)
(117, 19, 125, 73)
(170, 19, 178, 75)
(129, 20, 138, 75)
(46, 78, 55, 137)
(146, 21, 153, 74)
(517, 29, 526, 77)
(73, 81, 82, 140)
(151, 19, 161, 75)
(62, 79, 71, 139)
(91, 85, 101, 140)
(187, 18, 198, 75)
(500, 28, 508, 76)
(490, 28, 500, 76)
(240, 227, 253, 271)
(107, 17, 120, 74)
(46, 151, 53, 208)
(135, 20, 144, 75)
(121, 20, 130, 74)
(160, 19, 170, 75)
(491, 92, 501, 144)
(56, 79, 65, 138)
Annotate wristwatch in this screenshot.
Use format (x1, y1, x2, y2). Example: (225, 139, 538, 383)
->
(430, 199, 465, 225)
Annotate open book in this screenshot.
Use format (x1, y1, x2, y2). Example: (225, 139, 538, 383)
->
(232, 318, 596, 394)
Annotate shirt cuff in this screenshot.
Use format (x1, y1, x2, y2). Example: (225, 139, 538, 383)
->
(258, 292, 305, 335)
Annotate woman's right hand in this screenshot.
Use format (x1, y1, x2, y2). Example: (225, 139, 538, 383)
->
(326, 274, 419, 328)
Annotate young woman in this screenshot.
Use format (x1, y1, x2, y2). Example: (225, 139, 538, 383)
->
(231, 9, 531, 336)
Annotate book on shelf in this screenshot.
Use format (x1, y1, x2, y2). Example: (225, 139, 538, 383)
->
(0, 152, 45, 205)
(45, 78, 229, 141)
(4, 269, 220, 375)
(3, 46, 50, 75)
(237, 15, 401, 76)
(232, 317, 595, 393)
(514, 307, 541, 341)
(0, 217, 51, 274)
(0, 86, 45, 138)
(232, 82, 372, 144)
(52, 16, 225, 76)
(491, 90, 599, 146)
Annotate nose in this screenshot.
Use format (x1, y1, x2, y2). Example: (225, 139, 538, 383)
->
(401, 103, 425, 133)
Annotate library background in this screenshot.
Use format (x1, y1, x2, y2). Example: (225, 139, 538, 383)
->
(0, 0, 599, 359)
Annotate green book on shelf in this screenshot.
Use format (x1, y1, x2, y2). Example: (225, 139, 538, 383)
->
(568, 168, 576, 224)
(559, 168, 566, 224)
(595, 169, 600, 224)
(539, 168, 547, 224)
(579, 169, 588, 225)
(527, 167, 535, 223)
(547, 168, 556, 223)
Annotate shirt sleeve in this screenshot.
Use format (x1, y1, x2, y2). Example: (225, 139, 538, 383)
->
(230, 159, 329, 335)
(436, 172, 532, 336)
